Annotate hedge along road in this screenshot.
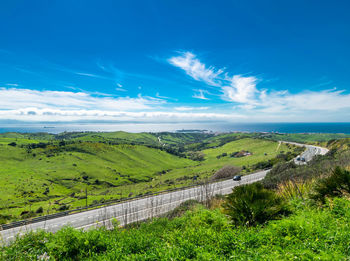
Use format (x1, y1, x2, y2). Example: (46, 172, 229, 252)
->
(0, 142, 328, 245)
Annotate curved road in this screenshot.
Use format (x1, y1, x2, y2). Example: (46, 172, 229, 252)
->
(0, 142, 328, 245)
(281, 141, 329, 164)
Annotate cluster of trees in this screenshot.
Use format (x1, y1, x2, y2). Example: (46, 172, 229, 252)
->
(187, 151, 205, 161)
(251, 151, 300, 171)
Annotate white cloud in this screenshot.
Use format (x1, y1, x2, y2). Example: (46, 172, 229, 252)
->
(168, 52, 223, 86)
(169, 51, 350, 119)
(169, 52, 257, 102)
(259, 89, 350, 113)
(0, 108, 244, 122)
(0, 88, 162, 111)
(174, 106, 209, 111)
(116, 83, 123, 88)
(2, 87, 349, 122)
(0, 88, 246, 122)
(222, 75, 258, 104)
(192, 89, 210, 100)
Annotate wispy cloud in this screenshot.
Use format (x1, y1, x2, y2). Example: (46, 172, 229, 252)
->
(168, 52, 223, 86)
(169, 51, 350, 118)
(5, 83, 19, 87)
(115, 83, 127, 92)
(155, 92, 178, 102)
(192, 89, 210, 100)
(75, 72, 102, 78)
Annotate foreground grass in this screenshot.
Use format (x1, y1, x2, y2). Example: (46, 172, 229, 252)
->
(2, 198, 350, 260)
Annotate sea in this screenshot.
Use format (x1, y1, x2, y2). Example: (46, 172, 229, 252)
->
(1, 122, 350, 134)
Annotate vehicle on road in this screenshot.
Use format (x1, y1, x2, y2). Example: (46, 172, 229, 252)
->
(233, 175, 242, 181)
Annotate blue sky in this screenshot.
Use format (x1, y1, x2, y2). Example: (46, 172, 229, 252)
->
(0, 0, 350, 124)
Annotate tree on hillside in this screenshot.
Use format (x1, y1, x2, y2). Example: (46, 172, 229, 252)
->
(211, 165, 241, 181)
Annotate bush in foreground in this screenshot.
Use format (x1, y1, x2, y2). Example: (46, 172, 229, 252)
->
(223, 182, 289, 226)
(311, 166, 350, 203)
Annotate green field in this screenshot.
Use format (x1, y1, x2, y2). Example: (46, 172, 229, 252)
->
(0, 130, 339, 223)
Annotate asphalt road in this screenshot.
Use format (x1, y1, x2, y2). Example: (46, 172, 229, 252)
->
(0, 142, 328, 245)
(281, 141, 329, 164)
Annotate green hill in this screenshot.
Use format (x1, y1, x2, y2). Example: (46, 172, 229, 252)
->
(0, 141, 195, 221)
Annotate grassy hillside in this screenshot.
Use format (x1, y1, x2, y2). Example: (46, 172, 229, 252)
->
(4, 129, 343, 223)
(0, 141, 196, 221)
(63, 131, 160, 145)
(0, 133, 297, 222)
(163, 138, 295, 182)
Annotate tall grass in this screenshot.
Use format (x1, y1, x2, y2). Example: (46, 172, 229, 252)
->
(276, 179, 315, 200)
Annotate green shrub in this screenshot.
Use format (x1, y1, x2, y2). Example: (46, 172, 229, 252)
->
(45, 227, 108, 260)
(277, 179, 314, 201)
(164, 200, 199, 219)
(311, 166, 350, 203)
(35, 206, 44, 214)
(223, 183, 289, 226)
(0, 213, 12, 224)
